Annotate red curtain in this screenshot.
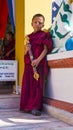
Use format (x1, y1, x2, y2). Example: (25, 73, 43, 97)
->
(0, 0, 8, 38)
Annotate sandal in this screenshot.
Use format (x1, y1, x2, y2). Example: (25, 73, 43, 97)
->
(31, 109, 41, 116)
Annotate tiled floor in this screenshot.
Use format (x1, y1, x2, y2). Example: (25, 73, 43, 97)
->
(0, 108, 72, 130)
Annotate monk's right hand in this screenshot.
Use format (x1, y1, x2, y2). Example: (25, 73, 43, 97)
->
(24, 35, 30, 45)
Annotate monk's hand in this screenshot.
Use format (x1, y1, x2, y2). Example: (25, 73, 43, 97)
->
(24, 35, 30, 45)
(24, 43, 31, 55)
(31, 59, 39, 68)
(6, 52, 10, 57)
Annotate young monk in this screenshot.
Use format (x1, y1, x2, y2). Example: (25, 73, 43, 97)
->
(20, 14, 53, 116)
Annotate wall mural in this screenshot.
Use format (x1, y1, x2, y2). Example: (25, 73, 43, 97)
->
(50, 0, 73, 53)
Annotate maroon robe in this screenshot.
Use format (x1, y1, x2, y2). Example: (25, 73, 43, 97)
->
(20, 30, 53, 111)
(4, 39, 15, 60)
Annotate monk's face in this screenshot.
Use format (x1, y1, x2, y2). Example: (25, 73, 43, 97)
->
(31, 16, 44, 32)
(5, 34, 12, 42)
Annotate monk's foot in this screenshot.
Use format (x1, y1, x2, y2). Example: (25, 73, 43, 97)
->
(31, 109, 41, 116)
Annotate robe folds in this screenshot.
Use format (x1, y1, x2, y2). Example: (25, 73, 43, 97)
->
(4, 39, 15, 60)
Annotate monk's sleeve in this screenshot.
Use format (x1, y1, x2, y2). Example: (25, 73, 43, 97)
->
(43, 32, 53, 53)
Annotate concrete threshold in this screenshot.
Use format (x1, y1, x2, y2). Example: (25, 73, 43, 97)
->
(43, 104, 73, 126)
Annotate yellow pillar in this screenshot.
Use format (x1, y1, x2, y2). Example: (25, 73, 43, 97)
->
(15, 0, 24, 88)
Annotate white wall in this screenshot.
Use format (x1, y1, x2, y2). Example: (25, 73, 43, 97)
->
(44, 68, 73, 103)
(44, 52, 73, 104)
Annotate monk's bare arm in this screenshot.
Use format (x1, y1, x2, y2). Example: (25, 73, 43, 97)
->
(31, 45, 48, 67)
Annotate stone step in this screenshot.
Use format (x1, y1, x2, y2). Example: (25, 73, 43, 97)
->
(0, 94, 20, 109)
(0, 89, 13, 94)
(1, 126, 73, 130)
(0, 81, 15, 94)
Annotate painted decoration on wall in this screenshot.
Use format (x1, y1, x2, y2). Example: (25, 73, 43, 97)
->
(52, 0, 63, 23)
(50, 0, 73, 53)
(65, 37, 73, 50)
